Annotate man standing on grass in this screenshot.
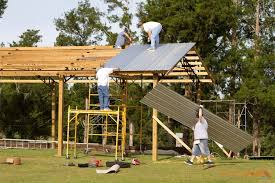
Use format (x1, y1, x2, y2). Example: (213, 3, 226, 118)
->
(138, 21, 162, 51)
(96, 67, 118, 111)
(185, 105, 214, 165)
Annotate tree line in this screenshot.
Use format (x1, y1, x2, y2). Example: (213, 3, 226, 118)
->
(0, 0, 274, 156)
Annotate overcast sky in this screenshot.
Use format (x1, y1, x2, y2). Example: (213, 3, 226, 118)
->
(0, 0, 141, 47)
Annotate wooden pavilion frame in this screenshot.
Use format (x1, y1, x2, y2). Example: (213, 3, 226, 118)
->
(0, 45, 212, 159)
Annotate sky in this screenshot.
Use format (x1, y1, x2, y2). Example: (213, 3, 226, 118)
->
(0, 0, 141, 47)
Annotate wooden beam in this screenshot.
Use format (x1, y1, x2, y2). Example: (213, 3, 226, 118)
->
(187, 50, 196, 55)
(152, 73, 158, 161)
(152, 116, 192, 153)
(185, 56, 200, 60)
(173, 66, 206, 71)
(51, 83, 56, 149)
(57, 76, 64, 156)
(121, 81, 127, 160)
(0, 78, 212, 84)
(0, 70, 96, 77)
(122, 72, 208, 77)
(0, 45, 116, 51)
(214, 141, 231, 158)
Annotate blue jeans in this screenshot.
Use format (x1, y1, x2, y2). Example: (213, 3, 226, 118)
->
(150, 25, 162, 49)
(98, 85, 109, 110)
(192, 139, 210, 156)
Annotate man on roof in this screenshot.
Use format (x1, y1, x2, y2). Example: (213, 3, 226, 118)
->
(114, 27, 132, 49)
(138, 21, 162, 51)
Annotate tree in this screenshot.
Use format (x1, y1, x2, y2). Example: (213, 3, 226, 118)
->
(0, 29, 50, 139)
(9, 29, 42, 47)
(137, 0, 275, 156)
(235, 0, 275, 156)
(54, 0, 108, 46)
(104, 0, 138, 44)
(0, 0, 7, 18)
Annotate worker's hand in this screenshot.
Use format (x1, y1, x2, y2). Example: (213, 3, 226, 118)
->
(147, 37, 151, 43)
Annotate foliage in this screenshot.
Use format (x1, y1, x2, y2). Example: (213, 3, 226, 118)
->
(104, 0, 138, 43)
(0, 29, 48, 139)
(54, 0, 108, 46)
(9, 29, 42, 47)
(136, 0, 274, 155)
(0, 0, 7, 18)
(0, 84, 52, 139)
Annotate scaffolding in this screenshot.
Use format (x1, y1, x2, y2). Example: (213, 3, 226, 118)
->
(66, 80, 127, 160)
(200, 99, 249, 131)
(66, 106, 125, 160)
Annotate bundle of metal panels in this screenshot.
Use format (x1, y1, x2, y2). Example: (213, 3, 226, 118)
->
(140, 84, 253, 152)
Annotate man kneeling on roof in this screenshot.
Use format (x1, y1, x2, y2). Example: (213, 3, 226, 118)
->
(96, 67, 119, 111)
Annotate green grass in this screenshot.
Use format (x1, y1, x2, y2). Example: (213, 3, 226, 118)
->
(0, 149, 274, 183)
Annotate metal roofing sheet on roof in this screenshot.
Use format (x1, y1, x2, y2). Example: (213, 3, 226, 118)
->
(105, 43, 195, 71)
(140, 84, 253, 153)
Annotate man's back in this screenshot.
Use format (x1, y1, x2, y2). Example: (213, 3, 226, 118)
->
(96, 68, 114, 86)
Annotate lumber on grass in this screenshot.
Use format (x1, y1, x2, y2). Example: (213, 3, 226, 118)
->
(5, 157, 21, 165)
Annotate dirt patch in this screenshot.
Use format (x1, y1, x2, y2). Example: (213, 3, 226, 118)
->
(221, 169, 271, 178)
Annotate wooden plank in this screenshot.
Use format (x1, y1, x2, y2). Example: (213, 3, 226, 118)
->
(167, 72, 208, 76)
(214, 141, 231, 157)
(0, 78, 213, 84)
(153, 116, 192, 153)
(0, 70, 96, 77)
(186, 62, 202, 65)
(173, 67, 206, 71)
(187, 50, 196, 55)
(51, 84, 56, 149)
(0, 45, 116, 51)
(185, 56, 200, 60)
(57, 76, 64, 156)
(152, 73, 158, 161)
(0, 61, 105, 70)
(1, 52, 115, 57)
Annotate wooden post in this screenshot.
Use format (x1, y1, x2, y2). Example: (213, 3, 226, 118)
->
(121, 80, 127, 160)
(83, 84, 89, 143)
(51, 82, 56, 149)
(57, 76, 64, 156)
(184, 84, 191, 97)
(229, 104, 234, 124)
(129, 121, 134, 151)
(196, 82, 201, 103)
(152, 73, 158, 161)
(237, 109, 241, 128)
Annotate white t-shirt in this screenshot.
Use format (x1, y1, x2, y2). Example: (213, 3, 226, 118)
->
(194, 116, 208, 140)
(96, 68, 114, 87)
(142, 22, 162, 33)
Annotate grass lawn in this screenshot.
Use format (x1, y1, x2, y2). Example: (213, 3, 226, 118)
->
(0, 149, 274, 183)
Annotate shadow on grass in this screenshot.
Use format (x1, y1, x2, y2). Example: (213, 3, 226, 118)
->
(202, 163, 237, 170)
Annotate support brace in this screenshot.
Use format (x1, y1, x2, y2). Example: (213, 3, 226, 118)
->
(152, 116, 192, 153)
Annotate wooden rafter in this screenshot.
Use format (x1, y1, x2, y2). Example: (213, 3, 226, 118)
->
(0, 46, 120, 77)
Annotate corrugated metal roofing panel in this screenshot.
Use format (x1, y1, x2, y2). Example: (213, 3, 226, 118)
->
(140, 84, 253, 153)
(105, 43, 195, 71)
